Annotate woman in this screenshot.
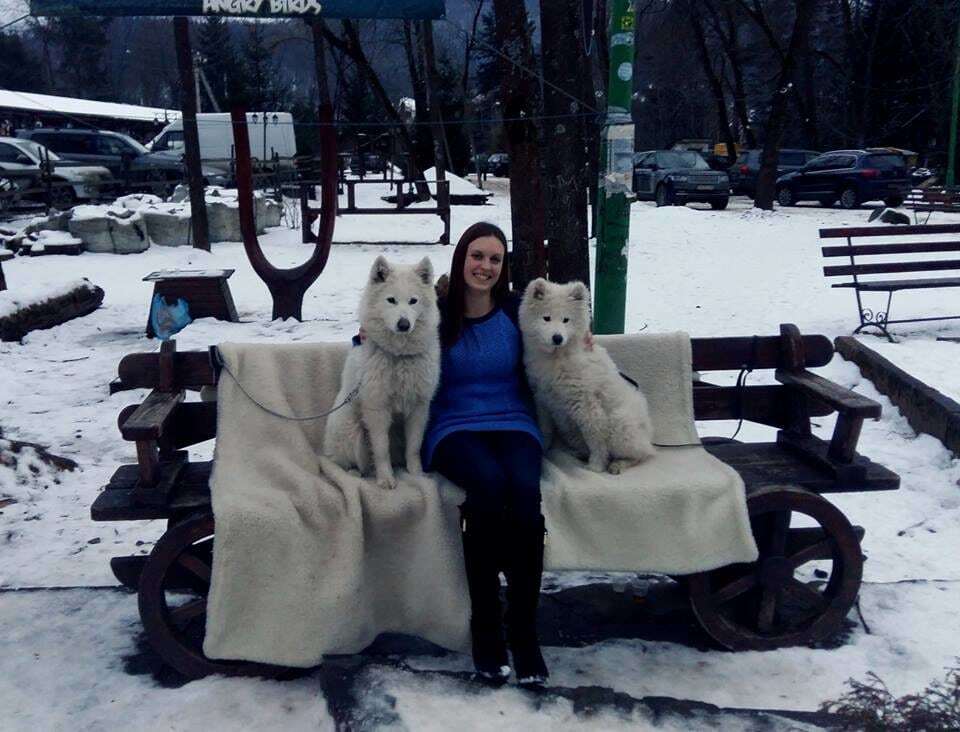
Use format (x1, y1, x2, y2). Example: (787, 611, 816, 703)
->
(422, 221, 549, 686)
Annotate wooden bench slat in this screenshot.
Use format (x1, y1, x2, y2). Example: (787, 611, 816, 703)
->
(120, 390, 185, 440)
(693, 384, 832, 425)
(821, 241, 960, 257)
(819, 223, 960, 238)
(823, 258, 960, 277)
(691, 334, 832, 371)
(775, 369, 882, 418)
(831, 277, 960, 291)
(92, 460, 213, 521)
(703, 441, 899, 493)
(118, 350, 217, 389)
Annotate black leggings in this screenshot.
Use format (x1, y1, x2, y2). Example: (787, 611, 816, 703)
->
(431, 430, 543, 524)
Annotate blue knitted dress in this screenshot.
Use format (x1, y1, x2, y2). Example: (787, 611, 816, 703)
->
(422, 294, 543, 469)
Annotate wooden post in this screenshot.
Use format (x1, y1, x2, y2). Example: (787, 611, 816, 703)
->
(174, 16, 210, 252)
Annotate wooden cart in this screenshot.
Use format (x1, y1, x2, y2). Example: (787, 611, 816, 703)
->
(93, 323, 899, 678)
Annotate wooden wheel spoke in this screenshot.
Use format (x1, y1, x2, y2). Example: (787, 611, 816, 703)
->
(782, 578, 828, 611)
(711, 572, 758, 605)
(177, 551, 212, 584)
(757, 589, 778, 632)
(788, 538, 833, 569)
(169, 598, 207, 627)
(767, 511, 791, 556)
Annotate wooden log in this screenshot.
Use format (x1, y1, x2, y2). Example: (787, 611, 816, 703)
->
(0, 282, 104, 342)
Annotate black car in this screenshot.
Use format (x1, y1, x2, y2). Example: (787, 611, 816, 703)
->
(487, 153, 509, 177)
(775, 149, 910, 209)
(633, 150, 730, 209)
(729, 148, 820, 197)
(16, 128, 203, 193)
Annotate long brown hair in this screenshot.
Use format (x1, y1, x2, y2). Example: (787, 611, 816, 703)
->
(441, 221, 511, 347)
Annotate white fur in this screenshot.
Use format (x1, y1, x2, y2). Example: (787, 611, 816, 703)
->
(324, 255, 440, 489)
(518, 278, 656, 474)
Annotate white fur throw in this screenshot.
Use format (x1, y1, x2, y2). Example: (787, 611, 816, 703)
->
(204, 333, 757, 667)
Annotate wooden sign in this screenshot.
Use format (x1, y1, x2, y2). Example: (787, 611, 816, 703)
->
(30, 0, 444, 18)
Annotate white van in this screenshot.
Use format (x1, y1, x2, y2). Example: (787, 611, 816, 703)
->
(147, 112, 297, 174)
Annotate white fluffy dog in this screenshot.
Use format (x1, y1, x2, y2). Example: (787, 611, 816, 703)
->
(518, 278, 656, 474)
(324, 256, 440, 489)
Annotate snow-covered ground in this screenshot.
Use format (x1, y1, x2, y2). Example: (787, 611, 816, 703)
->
(2, 187, 960, 730)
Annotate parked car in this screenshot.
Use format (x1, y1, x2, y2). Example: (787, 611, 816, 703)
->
(487, 152, 510, 177)
(0, 136, 111, 207)
(633, 150, 730, 209)
(775, 149, 910, 209)
(17, 128, 225, 194)
(729, 148, 820, 196)
(147, 112, 297, 175)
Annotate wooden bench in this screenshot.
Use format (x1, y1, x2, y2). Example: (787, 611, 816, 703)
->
(300, 179, 452, 246)
(820, 223, 960, 341)
(92, 323, 898, 679)
(906, 186, 960, 223)
(144, 269, 239, 339)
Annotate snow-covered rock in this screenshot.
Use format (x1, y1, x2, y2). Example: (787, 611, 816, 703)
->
(140, 205, 192, 247)
(68, 206, 149, 254)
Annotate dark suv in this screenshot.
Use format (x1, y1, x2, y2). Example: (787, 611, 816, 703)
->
(729, 148, 820, 197)
(17, 128, 196, 193)
(633, 150, 730, 209)
(775, 149, 909, 209)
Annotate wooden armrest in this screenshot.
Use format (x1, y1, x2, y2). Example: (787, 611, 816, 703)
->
(120, 389, 185, 440)
(775, 369, 881, 418)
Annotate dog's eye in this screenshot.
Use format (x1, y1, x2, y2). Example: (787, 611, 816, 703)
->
(387, 297, 397, 305)
(563, 318, 570, 323)
(543, 316, 551, 322)
(408, 298, 418, 305)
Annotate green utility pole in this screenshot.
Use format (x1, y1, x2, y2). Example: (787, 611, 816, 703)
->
(947, 15, 960, 188)
(593, 0, 636, 335)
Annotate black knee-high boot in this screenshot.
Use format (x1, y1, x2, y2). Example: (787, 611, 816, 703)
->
(504, 514, 549, 685)
(460, 508, 510, 683)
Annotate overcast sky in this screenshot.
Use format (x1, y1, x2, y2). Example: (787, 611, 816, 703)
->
(1, 1, 29, 25)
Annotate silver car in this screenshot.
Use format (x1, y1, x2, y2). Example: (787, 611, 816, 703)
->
(633, 150, 730, 210)
(0, 136, 111, 207)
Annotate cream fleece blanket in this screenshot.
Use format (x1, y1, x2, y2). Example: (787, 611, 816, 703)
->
(203, 334, 758, 667)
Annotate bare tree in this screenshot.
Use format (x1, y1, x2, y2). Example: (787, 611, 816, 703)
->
(491, 0, 546, 290)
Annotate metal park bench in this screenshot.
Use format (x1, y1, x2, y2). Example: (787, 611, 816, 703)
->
(820, 223, 960, 341)
(905, 187, 960, 224)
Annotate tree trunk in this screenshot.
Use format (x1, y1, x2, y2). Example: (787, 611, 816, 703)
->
(539, 0, 590, 285)
(753, 0, 818, 210)
(687, 3, 737, 164)
(420, 20, 450, 178)
(718, 2, 756, 148)
(174, 17, 210, 252)
(491, 0, 546, 291)
(403, 21, 435, 175)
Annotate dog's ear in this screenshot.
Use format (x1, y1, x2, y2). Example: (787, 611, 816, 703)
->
(569, 281, 588, 302)
(414, 257, 434, 285)
(370, 255, 391, 283)
(527, 277, 548, 300)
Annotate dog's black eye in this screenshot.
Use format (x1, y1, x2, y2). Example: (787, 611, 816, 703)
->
(409, 298, 418, 305)
(563, 318, 570, 323)
(543, 316, 551, 322)
(387, 297, 397, 304)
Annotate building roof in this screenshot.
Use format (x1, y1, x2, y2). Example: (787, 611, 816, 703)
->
(0, 89, 179, 124)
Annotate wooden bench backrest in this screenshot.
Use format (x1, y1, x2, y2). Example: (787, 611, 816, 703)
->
(906, 188, 960, 209)
(820, 223, 960, 281)
(116, 331, 835, 450)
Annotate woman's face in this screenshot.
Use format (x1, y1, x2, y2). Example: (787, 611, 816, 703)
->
(462, 235, 505, 296)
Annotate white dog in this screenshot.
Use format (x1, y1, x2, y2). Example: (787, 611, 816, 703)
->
(324, 256, 440, 489)
(518, 278, 656, 474)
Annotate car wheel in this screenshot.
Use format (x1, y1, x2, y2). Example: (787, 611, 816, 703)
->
(776, 186, 795, 206)
(818, 197, 836, 207)
(655, 184, 673, 207)
(49, 180, 77, 210)
(710, 197, 729, 210)
(884, 196, 904, 208)
(839, 187, 860, 209)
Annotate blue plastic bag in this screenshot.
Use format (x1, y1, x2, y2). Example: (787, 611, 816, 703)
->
(150, 294, 193, 340)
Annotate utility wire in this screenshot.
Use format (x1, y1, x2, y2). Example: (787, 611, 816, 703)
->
(0, 13, 30, 32)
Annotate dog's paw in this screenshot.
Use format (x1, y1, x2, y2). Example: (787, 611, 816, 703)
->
(586, 460, 606, 474)
(377, 474, 397, 490)
(608, 459, 635, 475)
(406, 458, 423, 476)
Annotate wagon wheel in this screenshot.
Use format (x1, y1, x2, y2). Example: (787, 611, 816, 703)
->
(687, 485, 863, 651)
(138, 511, 290, 680)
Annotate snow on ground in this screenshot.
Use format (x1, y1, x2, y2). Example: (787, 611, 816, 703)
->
(2, 187, 960, 729)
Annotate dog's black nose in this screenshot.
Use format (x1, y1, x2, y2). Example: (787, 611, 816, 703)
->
(552, 333, 564, 345)
(397, 318, 411, 332)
